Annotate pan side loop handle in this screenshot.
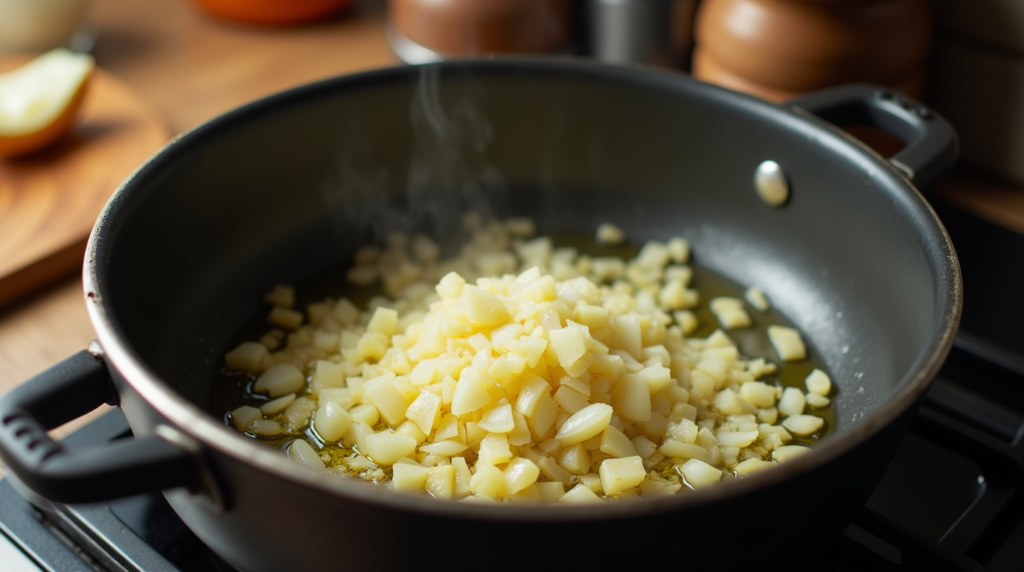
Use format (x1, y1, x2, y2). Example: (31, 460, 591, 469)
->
(787, 84, 959, 188)
(0, 349, 202, 504)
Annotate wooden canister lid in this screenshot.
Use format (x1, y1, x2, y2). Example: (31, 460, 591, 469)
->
(390, 0, 573, 56)
(693, 0, 931, 100)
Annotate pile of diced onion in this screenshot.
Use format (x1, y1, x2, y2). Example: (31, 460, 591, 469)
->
(224, 216, 833, 504)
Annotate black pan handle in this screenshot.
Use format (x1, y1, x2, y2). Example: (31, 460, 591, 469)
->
(787, 84, 959, 188)
(0, 347, 202, 504)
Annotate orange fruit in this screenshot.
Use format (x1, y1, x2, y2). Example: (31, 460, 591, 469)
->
(191, 0, 353, 25)
(0, 49, 94, 158)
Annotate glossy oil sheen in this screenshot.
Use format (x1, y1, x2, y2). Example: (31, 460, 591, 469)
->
(82, 60, 958, 571)
(209, 228, 835, 469)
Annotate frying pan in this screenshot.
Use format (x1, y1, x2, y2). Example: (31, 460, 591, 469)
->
(0, 59, 959, 571)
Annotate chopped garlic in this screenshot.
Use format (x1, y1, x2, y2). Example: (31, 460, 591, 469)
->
(288, 439, 325, 468)
(393, 462, 430, 491)
(678, 458, 722, 488)
(260, 393, 296, 415)
(734, 458, 772, 476)
(230, 406, 262, 432)
(248, 419, 282, 437)
(673, 310, 699, 334)
(253, 364, 304, 398)
(781, 414, 825, 436)
(263, 284, 295, 308)
(710, 297, 752, 329)
(595, 223, 626, 245)
(559, 483, 603, 504)
(805, 368, 832, 395)
(777, 386, 806, 417)
(505, 217, 536, 237)
(599, 456, 646, 495)
(744, 287, 770, 312)
(363, 431, 417, 465)
(224, 341, 268, 372)
(772, 445, 811, 463)
(555, 403, 614, 446)
(314, 400, 353, 442)
(666, 237, 690, 264)
(267, 306, 304, 330)
(806, 393, 831, 409)
(223, 217, 834, 503)
(768, 325, 807, 361)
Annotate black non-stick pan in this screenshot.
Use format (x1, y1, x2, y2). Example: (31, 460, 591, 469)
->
(0, 59, 959, 571)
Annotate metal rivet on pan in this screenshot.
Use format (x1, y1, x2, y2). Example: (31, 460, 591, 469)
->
(755, 160, 789, 207)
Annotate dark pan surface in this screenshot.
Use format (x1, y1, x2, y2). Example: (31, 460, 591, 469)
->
(76, 58, 959, 571)
(91, 58, 954, 452)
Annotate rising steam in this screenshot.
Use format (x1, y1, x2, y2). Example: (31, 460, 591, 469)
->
(323, 64, 507, 250)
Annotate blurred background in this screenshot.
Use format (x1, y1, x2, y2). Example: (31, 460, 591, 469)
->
(3, 3, 1024, 572)
(3, 0, 1018, 181)
(4, 0, 1023, 396)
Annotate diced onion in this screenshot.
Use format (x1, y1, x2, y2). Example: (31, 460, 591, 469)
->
(223, 218, 834, 504)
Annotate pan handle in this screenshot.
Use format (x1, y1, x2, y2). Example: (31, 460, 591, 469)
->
(0, 347, 202, 504)
(787, 84, 959, 188)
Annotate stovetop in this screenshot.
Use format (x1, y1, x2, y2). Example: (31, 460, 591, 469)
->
(1, 196, 1022, 572)
(0, 410, 235, 572)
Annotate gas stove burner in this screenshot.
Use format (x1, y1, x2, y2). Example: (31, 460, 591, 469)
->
(0, 411, 234, 572)
(1, 196, 1022, 572)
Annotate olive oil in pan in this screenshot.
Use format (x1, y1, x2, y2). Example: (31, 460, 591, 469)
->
(684, 266, 835, 446)
(211, 230, 834, 475)
(545, 230, 835, 446)
(208, 264, 379, 425)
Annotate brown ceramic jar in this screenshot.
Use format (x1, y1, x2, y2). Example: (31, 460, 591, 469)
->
(692, 0, 932, 102)
(389, 0, 574, 58)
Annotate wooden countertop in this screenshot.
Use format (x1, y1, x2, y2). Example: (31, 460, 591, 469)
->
(0, 0, 398, 464)
(0, 0, 1020, 474)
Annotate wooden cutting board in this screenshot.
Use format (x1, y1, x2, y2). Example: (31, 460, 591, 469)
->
(0, 56, 168, 307)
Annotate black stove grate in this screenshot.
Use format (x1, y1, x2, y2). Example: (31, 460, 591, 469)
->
(832, 335, 1024, 572)
(0, 409, 236, 572)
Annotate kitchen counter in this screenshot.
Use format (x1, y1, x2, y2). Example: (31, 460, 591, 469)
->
(0, 0, 398, 460)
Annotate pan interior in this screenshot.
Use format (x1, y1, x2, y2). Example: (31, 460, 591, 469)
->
(93, 61, 951, 441)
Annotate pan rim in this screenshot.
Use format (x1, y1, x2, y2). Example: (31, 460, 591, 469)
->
(82, 56, 962, 519)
